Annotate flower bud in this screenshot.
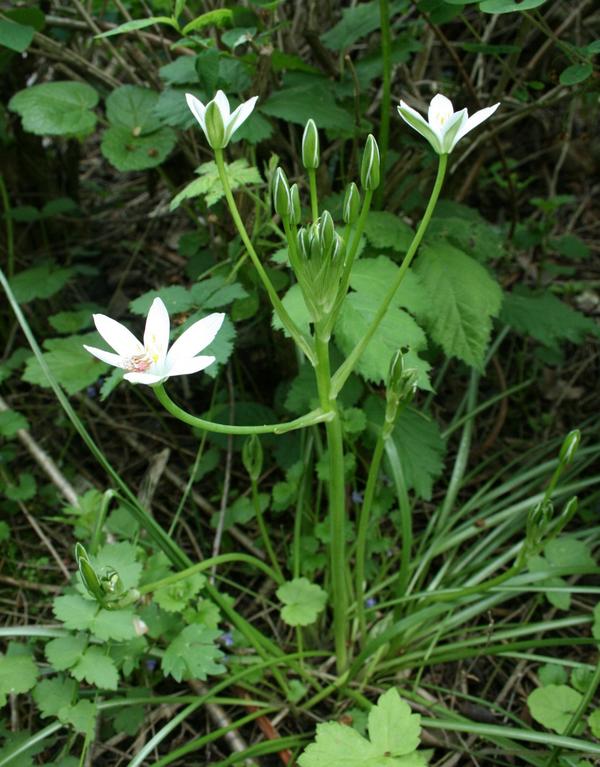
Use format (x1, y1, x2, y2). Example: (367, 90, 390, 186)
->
(319, 211, 335, 255)
(342, 182, 360, 224)
(242, 434, 263, 482)
(360, 134, 380, 191)
(75, 543, 104, 603)
(290, 183, 301, 225)
(384, 351, 418, 435)
(302, 118, 320, 170)
(273, 168, 292, 220)
(204, 100, 226, 149)
(559, 429, 580, 467)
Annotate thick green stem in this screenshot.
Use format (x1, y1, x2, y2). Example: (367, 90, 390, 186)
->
(375, 0, 392, 209)
(331, 154, 448, 397)
(251, 478, 283, 581)
(314, 333, 348, 671)
(154, 384, 333, 434)
(214, 149, 315, 364)
(308, 168, 319, 221)
(355, 433, 385, 646)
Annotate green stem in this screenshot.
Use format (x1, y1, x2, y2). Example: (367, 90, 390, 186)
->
(331, 154, 448, 397)
(154, 384, 333, 434)
(0, 174, 14, 278)
(384, 437, 412, 604)
(214, 149, 315, 364)
(314, 332, 348, 671)
(355, 433, 385, 646)
(308, 168, 319, 221)
(375, 0, 392, 209)
(251, 478, 283, 581)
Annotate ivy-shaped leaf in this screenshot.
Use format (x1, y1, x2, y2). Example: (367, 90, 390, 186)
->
(277, 578, 328, 627)
(161, 624, 226, 682)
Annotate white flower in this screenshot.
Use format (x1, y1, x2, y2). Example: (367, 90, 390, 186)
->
(84, 298, 225, 385)
(185, 90, 258, 149)
(397, 93, 500, 154)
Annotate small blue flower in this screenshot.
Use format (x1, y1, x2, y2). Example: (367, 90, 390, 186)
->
(351, 491, 364, 504)
(365, 597, 377, 609)
(222, 631, 234, 647)
(145, 658, 157, 671)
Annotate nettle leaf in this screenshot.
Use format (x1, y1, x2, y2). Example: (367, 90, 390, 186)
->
(0, 409, 29, 437)
(106, 85, 162, 135)
(528, 685, 583, 734)
(53, 594, 138, 642)
(364, 211, 415, 253)
(33, 677, 77, 718)
(501, 288, 599, 351)
(413, 244, 503, 369)
(9, 81, 99, 136)
(161, 624, 226, 682)
(170, 159, 262, 209)
(277, 578, 328, 627)
(10, 262, 75, 303)
(45, 634, 88, 671)
(22, 333, 110, 396)
(320, 0, 405, 50)
(0, 644, 38, 705)
(426, 201, 504, 263)
(71, 646, 119, 690)
(101, 124, 177, 172)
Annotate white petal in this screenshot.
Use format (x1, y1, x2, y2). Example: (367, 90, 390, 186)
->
(428, 93, 455, 134)
(439, 108, 467, 153)
(144, 298, 170, 366)
(83, 345, 127, 369)
(167, 312, 225, 364)
(225, 96, 258, 141)
(166, 355, 215, 377)
(213, 90, 230, 121)
(397, 102, 442, 154)
(123, 371, 166, 385)
(185, 92, 207, 131)
(93, 313, 142, 357)
(453, 102, 500, 147)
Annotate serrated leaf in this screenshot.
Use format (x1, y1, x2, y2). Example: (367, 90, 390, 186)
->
(159, 57, 200, 85)
(45, 634, 88, 671)
(129, 285, 194, 315)
(53, 593, 138, 641)
(161, 624, 226, 682)
(10, 263, 75, 303)
(414, 244, 502, 369)
(277, 578, 328, 627)
(154, 572, 205, 612)
(101, 124, 176, 171)
(95, 542, 142, 590)
(368, 688, 421, 756)
(320, 0, 404, 50)
(528, 685, 582, 734)
(260, 83, 354, 132)
(364, 212, 415, 253)
(0, 409, 29, 437)
(105, 85, 162, 134)
(298, 721, 379, 767)
(71, 646, 119, 690)
(0, 645, 38, 705)
(33, 677, 77, 718)
(426, 201, 504, 263)
(170, 159, 261, 209)
(8, 81, 99, 136)
(59, 700, 97, 736)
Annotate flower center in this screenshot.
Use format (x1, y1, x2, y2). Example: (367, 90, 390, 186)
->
(125, 351, 153, 372)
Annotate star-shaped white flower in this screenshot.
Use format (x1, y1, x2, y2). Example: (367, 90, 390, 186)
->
(84, 297, 225, 385)
(185, 90, 258, 149)
(397, 94, 500, 154)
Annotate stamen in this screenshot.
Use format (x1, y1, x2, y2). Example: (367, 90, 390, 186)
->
(126, 352, 152, 372)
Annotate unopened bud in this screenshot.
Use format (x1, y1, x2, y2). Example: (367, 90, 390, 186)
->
(75, 543, 104, 603)
(559, 430, 580, 467)
(290, 183, 301, 225)
(242, 434, 263, 482)
(273, 168, 292, 219)
(319, 211, 335, 255)
(302, 118, 320, 170)
(384, 351, 417, 434)
(343, 182, 360, 224)
(360, 134, 380, 191)
(204, 100, 226, 149)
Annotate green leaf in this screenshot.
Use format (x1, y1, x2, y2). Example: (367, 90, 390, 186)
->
(8, 81, 99, 136)
(528, 554, 570, 610)
(105, 85, 162, 134)
(71, 646, 119, 690)
(161, 624, 226, 682)
(277, 578, 328, 627)
(299, 722, 379, 767)
(181, 9, 233, 34)
(528, 685, 583, 734)
(544, 537, 595, 570)
(0, 409, 29, 437)
(130, 285, 194, 315)
(53, 594, 139, 642)
(95, 542, 142, 591)
(5, 472, 36, 501)
(33, 677, 77, 718)
(45, 634, 88, 671)
(10, 263, 75, 303)
(22, 333, 110, 396)
(0, 18, 35, 52)
(170, 159, 262, 209)
(49, 309, 93, 334)
(426, 201, 505, 263)
(368, 688, 421, 756)
(413, 244, 502, 369)
(101, 124, 177, 172)
(538, 664, 568, 687)
(159, 56, 200, 85)
(59, 700, 97, 736)
(560, 63, 594, 86)
(479, 0, 548, 12)
(260, 83, 354, 132)
(154, 572, 206, 612)
(592, 603, 600, 641)
(0, 645, 38, 705)
(364, 211, 415, 253)
(588, 709, 600, 738)
(320, 0, 405, 50)
(95, 16, 176, 38)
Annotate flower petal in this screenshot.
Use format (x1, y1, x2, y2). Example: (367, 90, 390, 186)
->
(428, 93, 454, 133)
(83, 345, 127, 369)
(93, 313, 142, 357)
(397, 102, 442, 154)
(167, 312, 225, 364)
(185, 92, 207, 132)
(213, 90, 230, 121)
(225, 96, 259, 141)
(453, 102, 500, 147)
(439, 108, 467, 153)
(143, 297, 170, 366)
(166, 355, 215, 377)
(123, 371, 166, 385)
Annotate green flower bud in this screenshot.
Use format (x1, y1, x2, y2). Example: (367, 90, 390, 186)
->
(384, 350, 418, 435)
(273, 168, 292, 219)
(290, 183, 301, 225)
(342, 182, 361, 224)
(204, 100, 226, 149)
(242, 434, 263, 482)
(360, 134, 380, 191)
(75, 543, 105, 603)
(319, 211, 335, 255)
(302, 118, 320, 170)
(559, 429, 581, 467)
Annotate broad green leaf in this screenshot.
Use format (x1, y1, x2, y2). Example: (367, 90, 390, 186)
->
(182, 9, 233, 34)
(95, 16, 176, 38)
(71, 646, 119, 690)
(560, 63, 594, 86)
(320, 0, 405, 50)
(101, 124, 177, 171)
(154, 87, 201, 128)
(528, 554, 570, 611)
(33, 677, 77, 718)
(59, 700, 96, 736)
(53, 594, 138, 642)
(161, 624, 226, 682)
(49, 309, 93, 334)
(426, 201, 505, 263)
(277, 578, 328, 627)
(544, 537, 595, 570)
(414, 244, 502, 369)
(22, 333, 110, 396)
(479, 0, 548, 12)
(159, 56, 200, 85)
(348, 257, 429, 317)
(154, 572, 206, 612)
(588, 709, 600, 738)
(0, 409, 29, 437)
(298, 721, 379, 767)
(0, 18, 35, 52)
(95, 542, 142, 591)
(105, 85, 162, 134)
(10, 263, 75, 303)
(130, 285, 194, 315)
(364, 211, 415, 253)
(368, 688, 421, 756)
(261, 84, 354, 132)
(527, 685, 582, 734)
(538, 664, 568, 687)
(170, 159, 262, 209)
(8, 81, 99, 136)
(45, 634, 88, 671)
(0, 645, 38, 705)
